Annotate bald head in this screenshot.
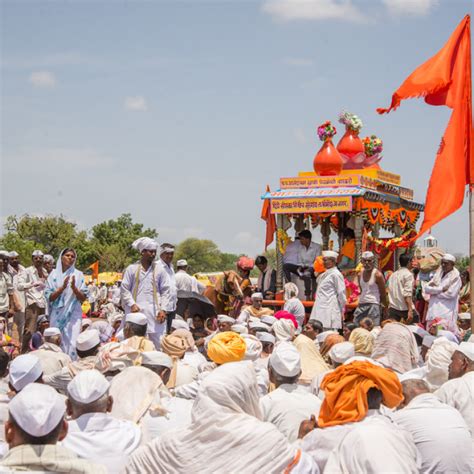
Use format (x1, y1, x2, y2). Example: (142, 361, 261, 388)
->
(401, 379, 430, 407)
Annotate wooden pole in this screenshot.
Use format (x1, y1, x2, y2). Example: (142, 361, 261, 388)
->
(470, 188, 474, 333)
(275, 214, 284, 292)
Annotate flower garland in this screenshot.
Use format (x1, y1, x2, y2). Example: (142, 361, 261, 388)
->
(362, 135, 383, 156)
(338, 111, 363, 133)
(317, 121, 337, 141)
(344, 278, 360, 305)
(277, 228, 291, 255)
(368, 230, 416, 253)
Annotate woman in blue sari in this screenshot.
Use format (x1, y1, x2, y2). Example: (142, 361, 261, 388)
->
(45, 248, 88, 358)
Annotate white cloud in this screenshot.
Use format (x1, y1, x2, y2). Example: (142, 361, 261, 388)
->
(28, 71, 57, 88)
(383, 0, 438, 16)
(283, 57, 313, 66)
(262, 0, 366, 22)
(124, 96, 148, 111)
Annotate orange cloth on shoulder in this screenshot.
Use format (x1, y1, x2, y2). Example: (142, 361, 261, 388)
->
(318, 361, 403, 428)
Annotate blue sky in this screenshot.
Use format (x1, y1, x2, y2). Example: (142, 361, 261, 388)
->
(1, 0, 472, 257)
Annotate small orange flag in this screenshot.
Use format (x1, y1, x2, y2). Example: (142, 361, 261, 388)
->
(261, 185, 276, 250)
(377, 15, 472, 238)
(88, 261, 99, 280)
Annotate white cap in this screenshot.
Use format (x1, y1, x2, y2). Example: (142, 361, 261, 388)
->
(457, 342, 474, 362)
(76, 329, 100, 351)
(0, 251, 9, 258)
(8, 251, 19, 258)
(44, 327, 61, 337)
(269, 341, 301, 377)
(329, 342, 355, 364)
(261, 315, 277, 326)
(256, 332, 276, 344)
(361, 251, 375, 259)
(132, 237, 158, 252)
(32, 250, 44, 257)
(217, 315, 236, 324)
(171, 319, 190, 331)
(251, 292, 263, 300)
(458, 313, 471, 321)
(249, 321, 270, 331)
(316, 330, 337, 343)
(422, 335, 436, 348)
(160, 244, 175, 255)
(322, 250, 338, 259)
(408, 325, 429, 338)
(126, 313, 148, 326)
(43, 254, 54, 263)
(9, 354, 43, 391)
(242, 334, 262, 361)
(81, 318, 92, 328)
(176, 259, 188, 267)
(9, 383, 65, 437)
(141, 351, 173, 368)
(67, 369, 110, 404)
(441, 253, 456, 262)
(231, 324, 248, 334)
(343, 355, 383, 367)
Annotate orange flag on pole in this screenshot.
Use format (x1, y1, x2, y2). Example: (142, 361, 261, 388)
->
(88, 261, 99, 280)
(377, 15, 472, 238)
(261, 185, 276, 250)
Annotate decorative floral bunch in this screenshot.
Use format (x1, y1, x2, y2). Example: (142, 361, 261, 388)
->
(362, 135, 383, 157)
(338, 111, 363, 133)
(344, 278, 360, 305)
(317, 121, 337, 141)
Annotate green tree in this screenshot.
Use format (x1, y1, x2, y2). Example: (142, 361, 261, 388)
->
(90, 214, 157, 271)
(0, 214, 90, 267)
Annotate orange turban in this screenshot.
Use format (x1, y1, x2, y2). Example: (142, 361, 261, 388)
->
(207, 331, 246, 365)
(318, 361, 403, 428)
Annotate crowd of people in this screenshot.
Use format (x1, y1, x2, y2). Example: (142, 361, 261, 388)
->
(0, 232, 472, 473)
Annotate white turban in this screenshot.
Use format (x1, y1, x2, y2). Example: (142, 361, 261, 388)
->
(160, 244, 175, 255)
(441, 253, 456, 262)
(32, 250, 44, 257)
(273, 319, 295, 342)
(269, 341, 301, 377)
(217, 315, 236, 324)
(284, 282, 299, 301)
(43, 254, 54, 263)
(132, 237, 158, 253)
(322, 250, 338, 259)
(457, 341, 474, 362)
(425, 337, 458, 389)
(242, 334, 262, 361)
(251, 292, 263, 300)
(329, 342, 355, 364)
(8, 251, 18, 258)
(171, 319, 190, 331)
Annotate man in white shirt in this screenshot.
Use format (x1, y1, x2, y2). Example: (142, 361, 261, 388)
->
(121, 238, 169, 349)
(88, 282, 99, 313)
(7, 251, 26, 341)
(309, 251, 346, 329)
(34, 327, 72, 376)
(282, 237, 301, 283)
(255, 256, 276, 299)
(156, 244, 178, 334)
(64, 369, 142, 472)
(298, 230, 321, 300)
(0, 255, 14, 329)
(393, 378, 472, 473)
(174, 259, 205, 294)
(261, 342, 321, 442)
(435, 342, 474, 437)
(425, 253, 462, 333)
(387, 253, 415, 323)
(17, 250, 47, 352)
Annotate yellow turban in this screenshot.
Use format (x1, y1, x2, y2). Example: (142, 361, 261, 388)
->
(207, 331, 246, 365)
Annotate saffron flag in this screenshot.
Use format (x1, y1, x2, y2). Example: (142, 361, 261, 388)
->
(261, 185, 276, 250)
(377, 15, 472, 237)
(88, 261, 99, 280)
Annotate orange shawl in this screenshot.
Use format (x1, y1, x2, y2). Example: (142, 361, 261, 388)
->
(318, 361, 403, 428)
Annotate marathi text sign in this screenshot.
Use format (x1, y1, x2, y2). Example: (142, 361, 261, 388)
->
(270, 196, 352, 214)
(280, 176, 360, 189)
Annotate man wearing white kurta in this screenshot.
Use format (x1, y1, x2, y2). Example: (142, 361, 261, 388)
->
(435, 342, 474, 438)
(156, 244, 178, 334)
(7, 251, 26, 340)
(174, 259, 205, 294)
(393, 378, 472, 473)
(425, 254, 462, 332)
(309, 251, 346, 329)
(121, 238, 169, 349)
(34, 327, 71, 376)
(64, 369, 142, 473)
(260, 342, 321, 442)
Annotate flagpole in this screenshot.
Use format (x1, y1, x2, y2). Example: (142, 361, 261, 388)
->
(470, 188, 474, 333)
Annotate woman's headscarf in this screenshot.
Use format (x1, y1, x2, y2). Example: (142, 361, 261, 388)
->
(349, 328, 374, 356)
(318, 361, 403, 428)
(293, 334, 329, 384)
(320, 334, 345, 358)
(274, 310, 298, 329)
(283, 283, 299, 301)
